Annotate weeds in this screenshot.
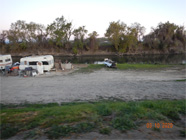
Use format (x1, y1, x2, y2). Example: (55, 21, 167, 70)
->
(1, 100, 186, 139)
(47, 122, 95, 139)
(175, 79, 186, 82)
(162, 110, 180, 120)
(47, 125, 73, 139)
(75, 122, 95, 133)
(96, 104, 112, 116)
(0, 124, 20, 139)
(112, 115, 137, 131)
(99, 127, 111, 135)
(117, 63, 170, 70)
(24, 129, 40, 139)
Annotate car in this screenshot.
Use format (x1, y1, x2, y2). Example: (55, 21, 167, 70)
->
(103, 58, 117, 68)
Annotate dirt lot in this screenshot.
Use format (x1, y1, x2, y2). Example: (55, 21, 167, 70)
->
(1, 66, 185, 104)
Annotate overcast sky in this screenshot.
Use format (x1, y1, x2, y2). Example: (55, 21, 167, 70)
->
(0, 0, 185, 37)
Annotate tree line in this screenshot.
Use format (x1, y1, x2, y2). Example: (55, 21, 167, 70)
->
(0, 15, 185, 55)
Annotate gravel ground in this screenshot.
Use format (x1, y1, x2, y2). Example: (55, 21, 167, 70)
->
(0, 66, 186, 104)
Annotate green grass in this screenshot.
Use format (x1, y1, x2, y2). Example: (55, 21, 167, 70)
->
(74, 63, 171, 73)
(112, 115, 137, 131)
(117, 63, 170, 70)
(0, 100, 186, 139)
(175, 79, 186, 82)
(96, 104, 112, 116)
(47, 122, 95, 139)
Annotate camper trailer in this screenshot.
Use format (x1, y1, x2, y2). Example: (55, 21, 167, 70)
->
(0, 54, 13, 70)
(19, 55, 54, 72)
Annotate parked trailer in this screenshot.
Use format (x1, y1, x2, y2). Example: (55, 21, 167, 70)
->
(0, 54, 13, 70)
(19, 55, 54, 72)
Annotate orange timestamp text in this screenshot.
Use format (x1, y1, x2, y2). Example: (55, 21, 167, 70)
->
(146, 122, 173, 128)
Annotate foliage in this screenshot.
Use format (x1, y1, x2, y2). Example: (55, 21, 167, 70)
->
(72, 26, 88, 54)
(24, 129, 39, 139)
(1, 18, 185, 54)
(74, 122, 95, 132)
(117, 63, 170, 70)
(88, 31, 99, 51)
(47, 125, 74, 138)
(175, 79, 186, 82)
(0, 30, 7, 46)
(74, 63, 171, 74)
(1, 100, 186, 139)
(73, 26, 87, 41)
(112, 115, 137, 131)
(143, 21, 186, 53)
(0, 124, 20, 139)
(105, 21, 127, 51)
(99, 127, 111, 135)
(5, 20, 47, 52)
(46, 122, 95, 139)
(131, 22, 146, 41)
(96, 104, 112, 116)
(105, 21, 145, 53)
(46, 16, 72, 48)
(72, 45, 78, 54)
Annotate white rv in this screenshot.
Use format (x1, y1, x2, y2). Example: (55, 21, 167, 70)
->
(0, 54, 13, 70)
(19, 55, 54, 72)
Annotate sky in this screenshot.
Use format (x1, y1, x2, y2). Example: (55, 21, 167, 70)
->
(0, 0, 185, 37)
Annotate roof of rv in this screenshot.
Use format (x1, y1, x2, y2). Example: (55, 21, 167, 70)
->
(0, 54, 11, 57)
(20, 55, 53, 61)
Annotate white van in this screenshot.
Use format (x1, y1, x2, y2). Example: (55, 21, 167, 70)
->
(19, 55, 54, 72)
(0, 54, 13, 70)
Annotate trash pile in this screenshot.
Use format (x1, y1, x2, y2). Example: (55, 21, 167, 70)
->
(0, 54, 74, 77)
(55, 60, 73, 71)
(1, 62, 38, 77)
(0, 55, 56, 77)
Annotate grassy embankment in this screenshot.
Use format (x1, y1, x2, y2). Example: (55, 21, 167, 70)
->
(74, 63, 172, 73)
(1, 100, 186, 139)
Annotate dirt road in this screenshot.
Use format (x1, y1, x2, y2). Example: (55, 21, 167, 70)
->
(1, 66, 185, 104)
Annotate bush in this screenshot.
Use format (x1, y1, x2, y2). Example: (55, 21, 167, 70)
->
(72, 46, 78, 54)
